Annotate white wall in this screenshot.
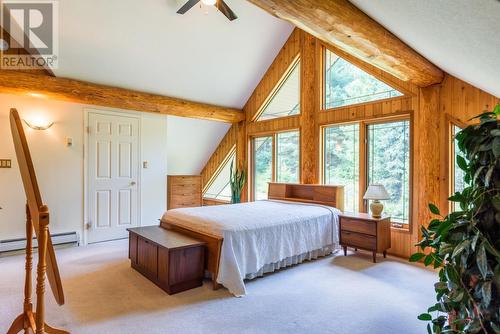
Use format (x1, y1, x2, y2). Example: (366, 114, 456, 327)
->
(166, 116, 230, 175)
(0, 93, 168, 242)
(140, 114, 168, 226)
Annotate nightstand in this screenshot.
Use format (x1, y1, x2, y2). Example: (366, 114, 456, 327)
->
(339, 212, 391, 263)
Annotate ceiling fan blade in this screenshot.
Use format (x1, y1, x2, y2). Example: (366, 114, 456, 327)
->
(177, 0, 201, 14)
(216, 0, 237, 21)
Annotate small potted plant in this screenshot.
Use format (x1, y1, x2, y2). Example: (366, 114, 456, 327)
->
(229, 160, 246, 204)
(410, 106, 499, 333)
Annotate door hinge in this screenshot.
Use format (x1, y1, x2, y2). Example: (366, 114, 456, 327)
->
(86, 126, 91, 134)
(85, 222, 92, 230)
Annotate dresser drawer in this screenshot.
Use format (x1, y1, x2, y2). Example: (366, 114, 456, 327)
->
(341, 217, 376, 236)
(341, 231, 376, 250)
(170, 184, 200, 195)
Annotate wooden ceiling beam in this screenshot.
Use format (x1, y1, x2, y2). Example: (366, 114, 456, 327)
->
(247, 0, 444, 87)
(0, 71, 245, 123)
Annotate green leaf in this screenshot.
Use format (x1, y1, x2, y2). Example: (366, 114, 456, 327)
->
(418, 313, 432, 321)
(434, 282, 447, 291)
(427, 323, 432, 334)
(451, 239, 470, 259)
(491, 321, 500, 334)
(429, 203, 441, 215)
(493, 137, 500, 158)
(494, 104, 500, 115)
(456, 155, 468, 171)
(491, 129, 500, 136)
(432, 254, 443, 269)
(409, 252, 426, 262)
(471, 234, 480, 251)
(485, 164, 495, 187)
(477, 243, 489, 279)
(424, 254, 434, 266)
(492, 195, 500, 211)
(481, 281, 492, 307)
(427, 304, 439, 313)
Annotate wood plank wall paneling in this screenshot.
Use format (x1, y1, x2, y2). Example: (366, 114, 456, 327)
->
(200, 28, 500, 259)
(438, 74, 500, 213)
(318, 96, 415, 125)
(200, 125, 237, 189)
(244, 29, 301, 121)
(247, 115, 300, 135)
(300, 32, 319, 184)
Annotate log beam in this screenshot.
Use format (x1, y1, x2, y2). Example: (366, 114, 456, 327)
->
(247, 0, 444, 87)
(0, 71, 245, 123)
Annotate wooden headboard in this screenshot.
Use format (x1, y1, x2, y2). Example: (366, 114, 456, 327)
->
(268, 183, 344, 211)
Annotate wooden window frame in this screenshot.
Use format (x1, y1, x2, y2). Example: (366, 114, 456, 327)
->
(252, 55, 301, 122)
(320, 44, 411, 113)
(320, 114, 413, 231)
(250, 129, 301, 201)
(202, 145, 236, 203)
(446, 115, 468, 213)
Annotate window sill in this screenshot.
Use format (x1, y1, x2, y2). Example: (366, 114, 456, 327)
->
(390, 225, 411, 233)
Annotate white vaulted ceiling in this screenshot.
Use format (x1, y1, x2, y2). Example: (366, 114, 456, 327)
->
(55, 0, 293, 109)
(350, 0, 500, 98)
(53, 0, 292, 174)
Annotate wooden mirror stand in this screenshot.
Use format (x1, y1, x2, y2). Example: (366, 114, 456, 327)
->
(7, 108, 69, 334)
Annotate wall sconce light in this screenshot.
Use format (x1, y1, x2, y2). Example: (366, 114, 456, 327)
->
(23, 119, 54, 131)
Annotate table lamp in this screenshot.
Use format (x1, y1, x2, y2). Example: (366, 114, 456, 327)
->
(363, 184, 390, 218)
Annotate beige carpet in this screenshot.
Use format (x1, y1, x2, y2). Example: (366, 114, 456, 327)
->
(0, 239, 436, 334)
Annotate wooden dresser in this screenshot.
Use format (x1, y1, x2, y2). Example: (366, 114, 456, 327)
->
(167, 175, 202, 210)
(128, 226, 206, 294)
(339, 212, 391, 263)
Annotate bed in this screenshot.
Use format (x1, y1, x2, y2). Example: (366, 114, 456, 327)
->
(160, 183, 344, 296)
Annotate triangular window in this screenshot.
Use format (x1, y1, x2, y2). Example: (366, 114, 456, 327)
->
(203, 148, 236, 202)
(256, 59, 300, 121)
(324, 49, 403, 109)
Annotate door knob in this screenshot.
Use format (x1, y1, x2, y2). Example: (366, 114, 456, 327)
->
(130, 181, 136, 186)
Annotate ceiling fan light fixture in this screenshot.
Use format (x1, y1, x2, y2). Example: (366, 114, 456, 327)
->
(201, 0, 217, 6)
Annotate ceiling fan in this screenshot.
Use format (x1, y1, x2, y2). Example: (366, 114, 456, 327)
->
(177, 0, 238, 21)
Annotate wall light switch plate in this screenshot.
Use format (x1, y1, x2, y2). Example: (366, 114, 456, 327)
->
(0, 159, 12, 168)
(143, 161, 148, 169)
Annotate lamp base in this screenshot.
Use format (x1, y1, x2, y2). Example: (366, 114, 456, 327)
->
(370, 200, 384, 218)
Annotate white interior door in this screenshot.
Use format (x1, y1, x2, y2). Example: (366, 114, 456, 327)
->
(87, 112, 140, 243)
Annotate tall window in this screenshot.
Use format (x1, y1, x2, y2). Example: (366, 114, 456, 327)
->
(324, 49, 403, 109)
(367, 120, 410, 226)
(322, 118, 411, 228)
(253, 136, 273, 200)
(276, 131, 300, 183)
(323, 124, 360, 212)
(203, 148, 236, 202)
(256, 60, 300, 121)
(252, 130, 300, 200)
(451, 125, 467, 210)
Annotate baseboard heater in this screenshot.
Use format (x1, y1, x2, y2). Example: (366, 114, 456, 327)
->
(0, 231, 79, 253)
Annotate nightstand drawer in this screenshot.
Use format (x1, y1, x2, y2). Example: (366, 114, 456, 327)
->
(341, 231, 376, 250)
(341, 218, 376, 236)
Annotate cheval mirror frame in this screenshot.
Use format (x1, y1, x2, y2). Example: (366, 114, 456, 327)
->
(7, 108, 69, 334)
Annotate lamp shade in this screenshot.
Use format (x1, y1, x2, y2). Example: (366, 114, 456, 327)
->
(363, 184, 390, 200)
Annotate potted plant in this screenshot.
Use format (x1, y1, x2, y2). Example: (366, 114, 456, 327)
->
(410, 106, 500, 333)
(229, 160, 246, 204)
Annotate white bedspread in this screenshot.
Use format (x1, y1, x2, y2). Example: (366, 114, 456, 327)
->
(161, 200, 340, 296)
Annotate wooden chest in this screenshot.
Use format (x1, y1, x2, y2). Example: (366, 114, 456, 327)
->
(167, 175, 202, 209)
(128, 226, 206, 294)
